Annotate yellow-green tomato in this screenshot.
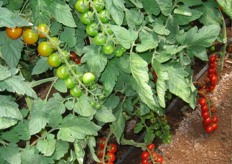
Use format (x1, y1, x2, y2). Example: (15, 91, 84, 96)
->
(82, 72, 95, 85)
(56, 65, 69, 79)
(37, 41, 53, 57)
(47, 52, 61, 67)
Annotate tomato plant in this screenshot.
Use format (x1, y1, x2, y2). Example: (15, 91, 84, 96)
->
(0, 0, 226, 163)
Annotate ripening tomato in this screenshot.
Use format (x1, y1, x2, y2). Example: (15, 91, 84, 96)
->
(155, 156, 163, 163)
(37, 24, 49, 38)
(56, 65, 69, 79)
(141, 151, 150, 160)
(106, 152, 116, 162)
(6, 27, 23, 39)
(70, 51, 77, 61)
(23, 29, 39, 44)
(37, 41, 53, 57)
(107, 143, 117, 153)
(47, 52, 61, 67)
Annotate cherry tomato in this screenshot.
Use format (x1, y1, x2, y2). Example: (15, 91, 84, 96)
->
(107, 143, 117, 154)
(212, 116, 218, 123)
(103, 43, 115, 55)
(151, 152, 159, 160)
(99, 10, 110, 23)
(106, 152, 116, 162)
(201, 105, 208, 112)
(70, 86, 82, 98)
(82, 72, 95, 85)
(141, 151, 149, 160)
(47, 52, 61, 67)
(212, 123, 218, 130)
(94, 33, 106, 46)
(198, 88, 206, 97)
(37, 41, 53, 57)
(75, 0, 89, 13)
(209, 45, 215, 52)
(201, 112, 210, 119)
(203, 117, 212, 125)
(64, 77, 76, 89)
(97, 149, 104, 158)
(210, 106, 216, 113)
(23, 29, 39, 44)
(37, 24, 49, 38)
(86, 23, 98, 37)
(208, 68, 216, 74)
(49, 37, 60, 50)
(80, 11, 94, 25)
(209, 62, 216, 69)
(147, 143, 155, 151)
(56, 65, 69, 79)
(114, 45, 126, 57)
(70, 51, 77, 61)
(205, 125, 214, 133)
(209, 74, 218, 84)
(155, 156, 163, 163)
(141, 159, 152, 164)
(93, 0, 105, 12)
(198, 97, 207, 107)
(209, 54, 217, 63)
(98, 137, 106, 148)
(6, 27, 23, 39)
(75, 57, 81, 64)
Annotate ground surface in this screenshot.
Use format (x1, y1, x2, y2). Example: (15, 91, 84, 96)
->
(158, 60, 232, 164)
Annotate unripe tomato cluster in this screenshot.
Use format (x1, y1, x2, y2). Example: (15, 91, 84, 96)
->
(197, 54, 219, 133)
(141, 143, 163, 164)
(75, 0, 127, 57)
(96, 137, 118, 164)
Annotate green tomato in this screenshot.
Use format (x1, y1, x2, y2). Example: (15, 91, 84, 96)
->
(90, 101, 96, 107)
(94, 33, 106, 46)
(92, 0, 105, 12)
(114, 45, 126, 57)
(56, 65, 69, 79)
(86, 23, 98, 37)
(75, 0, 89, 13)
(103, 43, 115, 55)
(47, 52, 61, 67)
(37, 41, 53, 57)
(70, 86, 82, 98)
(99, 10, 110, 23)
(82, 72, 95, 85)
(80, 11, 94, 25)
(64, 77, 76, 89)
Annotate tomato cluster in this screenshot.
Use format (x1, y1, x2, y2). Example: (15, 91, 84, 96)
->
(141, 144, 163, 164)
(198, 54, 219, 133)
(96, 137, 118, 164)
(75, 0, 126, 57)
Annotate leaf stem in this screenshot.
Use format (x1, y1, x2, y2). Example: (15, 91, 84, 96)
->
(219, 10, 227, 71)
(45, 77, 58, 101)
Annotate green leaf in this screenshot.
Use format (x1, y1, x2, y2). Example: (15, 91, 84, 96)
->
(48, 110, 63, 128)
(0, 7, 32, 27)
(95, 106, 116, 123)
(5, 0, 24, 10)
(60, 27, 76, 48)
(74, 139, 86, 164)
(0, 65, 11, 81)
(0, 75, 37, 98)
(156, 0, 173, 16)
(57, 115, 101, 142)
(45, 93, 66, 114)
(125, 8, 144, 28)
(11, 121, 30, 141)
(51, 140, 69, 160)
(50, 1, 76, 27)
(142, 0, 160, 15)
(105, 95, 120, 110)
(82, 45, 107, 78)
(0, 144, 21, 164)
(0, 31, 23, 68)
(174, 9, 203, 25)
(20, 148, 41, 164)
(130, 54, 161, 114)
(111, 25, 138, 49)
(29, 0, 51, 25)
(134, 122, 144, 133)
(144, 128, 155, 144)
(87, 137, 100, 163)
(54, 79, 67, 93)
(32, 57, 50, 75)
(136, 30, 158, 52)
(216, 0, 232, 19)
(29, 99, 48, 135)
(37, 136, 56, 156)
(0, 95, 23, 129)
(111, 105, 126, 143)
(129, 0, 143, 8)
(74, 95, 96, 117)
(174, 5, 192, 16)
(153, 23, 170, 36)
(100, 58, 120, 96)
(179, 0, 202, 6)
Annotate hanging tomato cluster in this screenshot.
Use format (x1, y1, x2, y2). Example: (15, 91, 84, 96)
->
(198, 54, 219, 133)
(96, 137, 118, 164)
(141, 144, 163, 164)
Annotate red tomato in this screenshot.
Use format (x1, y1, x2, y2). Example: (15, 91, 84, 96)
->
(75, 57, 81, 64)
(205, 125, 214, 133)
(203, 117, 212, 125)
(141, 151, 150, 160)
(212, 123, 218, 130)
(212, 116, 218, 123)
(198, 97, 207, 107)
(201, 112, 210, 119)
(151, 152, 159, 160)
(198, 88, 207, 97)
(155, 156, 164, 163)
(70, 51, 77, 61)
(201, 105, 208, 112)
(209, 62, 216, 69)
(98, 137, 106, 148)
(208, 68, 216, 74)
(106, 152, 116, 162)
(97, 149, 104, 158)
(147, 143, 156, 151)
(107, 143, 117, 154)
(209, 54, 217, 63)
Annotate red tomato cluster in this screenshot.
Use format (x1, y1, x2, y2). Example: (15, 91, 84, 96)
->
(97, 137, 117, 164)
(70, 51, 81, 64)
(198, 54, 219, 133)
(141, 143, 163, 164)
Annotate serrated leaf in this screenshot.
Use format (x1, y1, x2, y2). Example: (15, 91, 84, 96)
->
(6, 0, 24, 10)
(95, 106, 116, 123)
(57, 115, 101, 142)
(20, 148, 41, 164)
(142, 0, 160, 15)
(50, 1, 76, 27)
(74, 95, 96, 117)
(0, 7, 32, 27)
(54, 79, 67, 93)
(32, 57, 50, 75)
(144, 128, 155, 144)
(156, 0, 173, 16)
(12, 121, 30, 141)
(74, 139, 86, 164)
(134, 122, 144, 133)
(0, 75, 37, 98)
(45, 93, 66, 114)
(136, 30, 158, 52)
(129, 0, 143, 8)
(174, 9, 203, 25)
(0, 31, 23, 68)
(111, 25, 138, 49)
(105, 95, 120, 110)
(0, 118, 17, 130)
(216, 0, 232, 19)
(60, 27, 76, 48)
(48, 110, 63, 128)
(125, 8, 144, 28)
(100, 58, 119, 96)
(82, 45, 107, 77)
(87, 137, 100, 163)
(0, 65, 11, 81)
(130, 54, 161, 114)
(153, 23, 170, 36)
(0, 144, 21, 164)
(37, 137, 56, 156)
(51, 140, 69, 160)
